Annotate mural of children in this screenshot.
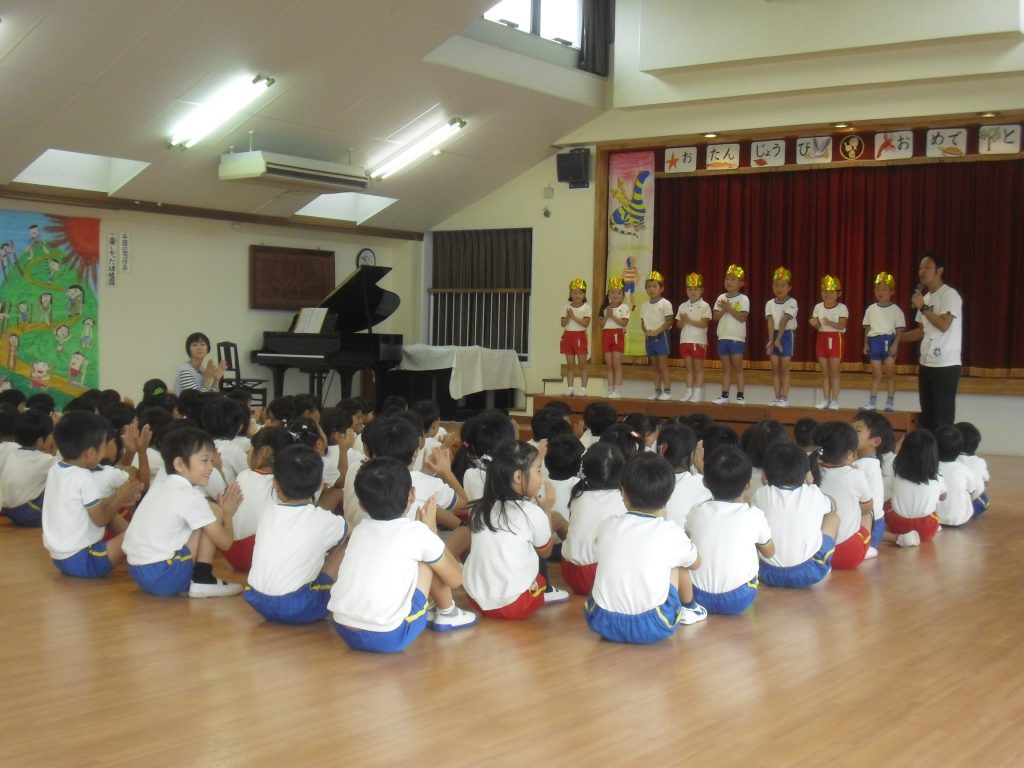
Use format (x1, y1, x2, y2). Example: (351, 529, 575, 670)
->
(69, 351, 87, 386)
(29, 360, 50, 390)
(65, 285, 84, 317)
(17, 302, 29, 325)
(54, 324, 71, 354)
(38, 293, 53, 325)
(0, 301, 8, 337)
(80, 317, 94, 349)
(27, 223, 43, 250)
(0, 241, 12, 280)
(47, 257, 62, 281)
(7, 333, 19, 369)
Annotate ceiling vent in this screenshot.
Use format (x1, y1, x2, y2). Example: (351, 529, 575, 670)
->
(218, 150, 369, 190)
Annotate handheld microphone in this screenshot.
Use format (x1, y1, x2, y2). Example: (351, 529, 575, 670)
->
(912, 282, 924, 301)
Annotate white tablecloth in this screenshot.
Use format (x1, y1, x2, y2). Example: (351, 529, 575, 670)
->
(398, 344, 526, 400)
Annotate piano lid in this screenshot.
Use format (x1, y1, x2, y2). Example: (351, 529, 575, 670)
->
(318, 265, 400, 334)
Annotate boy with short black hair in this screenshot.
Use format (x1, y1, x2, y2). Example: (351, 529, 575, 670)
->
(955, 421, 990, 516)
(851, 411, 894, 558)
(329, 456, 476, 653)
(934, 425, 977, 527)
(581, 401, 618, 449)
(2, 409, 59, 526)
(123, 426, 242, 598)
(686, 446, 774, 614)
(544, 434, 585, 540)
(319, 407, 356, 487)
(244, 444, 348, 624)
(585, 453, 707, 644)
(793, 417, 818, 455)
(292, 393, 321, 423)
(42, 412, 143, 577)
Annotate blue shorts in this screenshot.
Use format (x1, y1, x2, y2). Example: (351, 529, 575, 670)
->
(645, 331, 670, 357)
(332, 589, 429, 654)
(867, 334, 896, 362)
(52, 540, 115, 579)
(717, 339, 745, 357)
(770, 330, 794, 358)
(128, 546, 194, 596)
(584, 584, 681, 645)
(870, 517, 885, 548)
(694, 578, 759, 615)
(972, 492, 989, 517)
(245, 572, 334, 624)
(3, 493, 44, 527)
(759, 535, 836, 588)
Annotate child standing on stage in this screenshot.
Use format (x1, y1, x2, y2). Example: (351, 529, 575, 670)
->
(810, 275, 849, 410)
(585, 453, 707, 644)
(601, 277, 630, 399)
(887, 430, 946, 547)
(861, 271, 906, 412)
(955, 422, 990, 516)
(712, 264, 750, 405)
(765, 266, 797, 407)
(641, 271, 674, 400)
(675, 272, 712, 403)
(561, 278, 592, 396)
(814, 422, 873, 569)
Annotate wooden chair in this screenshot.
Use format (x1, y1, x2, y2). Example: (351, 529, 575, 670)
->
(216, 341, 268, 408)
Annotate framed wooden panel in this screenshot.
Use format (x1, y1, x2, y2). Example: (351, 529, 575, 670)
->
(249, 245, 335, 309)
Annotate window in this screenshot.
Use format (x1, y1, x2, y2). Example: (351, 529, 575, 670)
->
(484, 0, 582, 49)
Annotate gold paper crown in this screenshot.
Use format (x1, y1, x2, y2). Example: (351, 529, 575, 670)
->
(607, 276, 625, 290)
(569, 278, 587, 292)
(821, 274, 842, 291)
(772, 266, 792, 282)
(725, 264, 745, 280)
(874, 271, 895, 287)
(685, 272, 703, 288)
(647, 270, 664, 284)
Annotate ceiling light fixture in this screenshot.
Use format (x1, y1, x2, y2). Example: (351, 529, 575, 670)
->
(168, 73, 275, 150)
(977, 111, 999, 118)
(369, 117, 467, 180)
(703, 132, 719, 139)
(833, 122, 850, 129)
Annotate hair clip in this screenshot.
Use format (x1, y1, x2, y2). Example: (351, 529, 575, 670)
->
(480, 453, 492, 463)
(815, 447, 824, 457)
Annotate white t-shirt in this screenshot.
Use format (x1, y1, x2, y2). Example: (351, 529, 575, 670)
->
(91, 464, 129, 499)
(544, 476, 576, 518)
(411, 436, 441, 473)
(676, 299, 712, 345)
(752, 484, 830, 568)
(812, 302, 849, 333)
(409, 470, 458, 514)
(328, 517, 444, 632)
(863, 303, 906, 337)
(603, 302, 631, 331)
(123, 474, 216, 565)
(958, 454, 988, 497)
(640, 298, 674, 334)
(918, 283, 963, 367)
(0, 440, 19, 475)
(686, 500, 772, 594)
(233, 469, 276, 539)
(765, 297, 798, 329)
(323, 444, 342, 486)
(133, 447, 165, 485)
(880, 452, 896, 502)
(463, 466, 486, 502)
(890, 476, 946, 520)
(563, 301, 592, 332)
(342, 459, 365, 526)
(1, 448, 56, 507)
(937, 461, 975, 526)
(41, 463, 103, 560)
(561, 489, 627, 565)
(591, 512, 698, 614)
(247, 502, 347, 595)
(819, 465, 872, 543)
(853, 457, 885, 521)
(214, 438, 249, 486)
(713, 293, 750, 341)
(464, 499, 551, 610)
(665, 471, 712, 530)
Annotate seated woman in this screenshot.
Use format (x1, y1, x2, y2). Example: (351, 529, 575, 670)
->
(174, 332, 227, 396)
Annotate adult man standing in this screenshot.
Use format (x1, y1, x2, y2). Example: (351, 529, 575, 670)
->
(890, 252, 962, 431)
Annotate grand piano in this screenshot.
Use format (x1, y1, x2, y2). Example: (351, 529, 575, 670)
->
(251, 266, 403, 408)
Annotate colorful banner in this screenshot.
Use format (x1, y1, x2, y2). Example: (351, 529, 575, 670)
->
(0, 210, 100, 406)
(607, 151, 655, 356)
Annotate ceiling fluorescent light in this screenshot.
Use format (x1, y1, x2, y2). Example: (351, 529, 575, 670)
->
(369, 118, 467, 180)
(168, 74, 275, 150)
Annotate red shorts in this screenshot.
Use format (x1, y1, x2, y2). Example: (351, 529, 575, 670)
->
(679, 343, 707, 360)
(561, 560, 598, 595)
(561, 331, 588, 356)
(885, 509, 940, 542)
(816, 332, 844, 359)
(470, 575, 547, 620)
(831, 525, 870, 569)
(602, 328, 625, 353)
(222, 535, 256, 571)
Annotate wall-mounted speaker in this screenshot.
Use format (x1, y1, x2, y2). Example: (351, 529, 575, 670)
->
(556, 148, 590, 189)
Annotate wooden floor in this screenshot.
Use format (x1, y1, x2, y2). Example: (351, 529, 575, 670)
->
(3, 458, 1024, 767)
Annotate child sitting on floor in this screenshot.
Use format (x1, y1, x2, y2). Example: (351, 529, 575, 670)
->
(815, 422, 873, 568)
(2, 409, 58, 527)
(955, 421, 990, 516)
(934, 425, 976, 527)
(887, 429, 947, 547)
(657, 423, 711, 530)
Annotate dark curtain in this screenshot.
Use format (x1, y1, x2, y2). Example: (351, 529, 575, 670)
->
(653, 160, 1024, 374)
(578, 0, 614, 77)
(433, 228, 532, 289)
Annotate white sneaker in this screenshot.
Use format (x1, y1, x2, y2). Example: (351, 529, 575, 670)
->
(677, 602, 708, 625)
(735, 395, 745, 405)
(896, 531, 921, 547)
(775, 397, 788, 408)
(609, 389, 621, 400)
(860, 402, 876, 411)
(544, 586, 571, 604)
(864, 546, 879, 560)
(575, 387, 588, 397)
(828, 401, 840, 410)
(188, 579, 243, 598)
(815, 401, 829, 410)
(680, 388, 692, 402)
(712, 395, 729, 405)
(688, 389, 702, 403)
(429, 606, 478, 632)
(657, 391, 672, 401)
(564, 387, 574, 397)
(649, 391, 661, 400)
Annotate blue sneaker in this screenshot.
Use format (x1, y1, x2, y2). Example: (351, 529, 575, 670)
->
(677, 602, 708, 625)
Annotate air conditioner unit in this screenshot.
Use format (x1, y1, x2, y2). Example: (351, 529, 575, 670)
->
(218, 150, 369, 190)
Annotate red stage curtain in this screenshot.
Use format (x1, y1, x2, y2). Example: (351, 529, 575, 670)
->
(653, 160, 1024, 374)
